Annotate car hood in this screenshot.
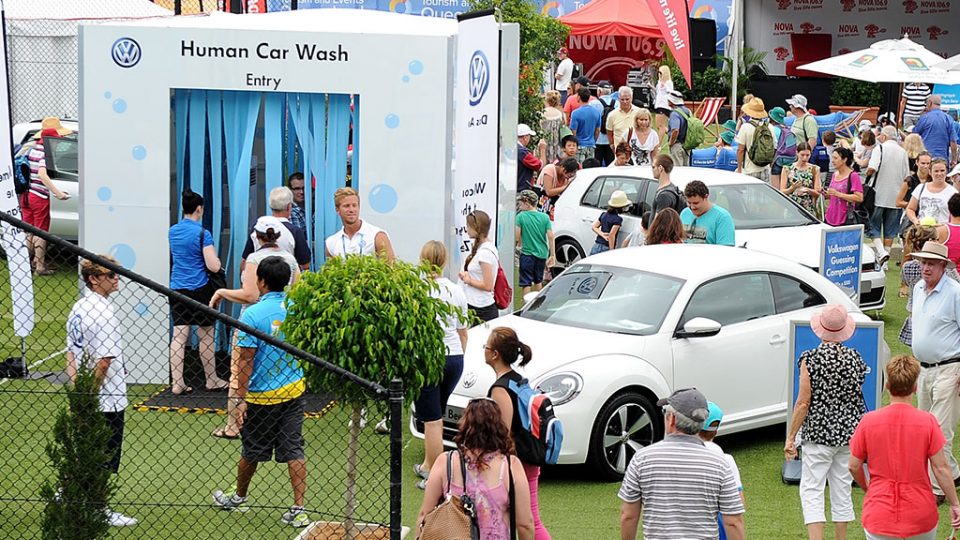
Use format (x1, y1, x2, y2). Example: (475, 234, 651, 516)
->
(736, 224, 876, 267)
(454, 314, 648, 398)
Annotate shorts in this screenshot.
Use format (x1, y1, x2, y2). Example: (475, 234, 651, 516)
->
(590, 242, 610, 255)
(20, 193, 50, 231)
(772, 156, 796, 175)
(414, 355, 464, 422)
(468, 303, 499, 323)
(518, 254, 546, 287)
(171, 283, 215, 327)
(103, 411, 125, 473)
(654, 107, 671, 117)
(242, 396, 305, 463)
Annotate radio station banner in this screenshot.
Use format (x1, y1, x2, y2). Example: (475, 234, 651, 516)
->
(747, 0, 960, 77)
(453, 12, 500, 256)
(820, 225, 863, 301)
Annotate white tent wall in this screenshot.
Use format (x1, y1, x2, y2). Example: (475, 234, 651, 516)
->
(4, 0, 172, 124)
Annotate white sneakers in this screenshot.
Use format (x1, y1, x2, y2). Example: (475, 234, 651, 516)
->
(107, 510, 137, 527)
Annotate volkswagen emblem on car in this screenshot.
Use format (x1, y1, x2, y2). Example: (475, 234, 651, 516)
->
(112, 37, 142, 68)
(461, 371, 478, 389)
(467, 50, 489, 106)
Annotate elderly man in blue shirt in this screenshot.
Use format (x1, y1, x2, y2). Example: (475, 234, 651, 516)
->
(911, 240, 960, 500)
(914, 95, 958, 167)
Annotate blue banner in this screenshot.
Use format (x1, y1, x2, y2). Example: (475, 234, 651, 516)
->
(820, 227, 862, 300)
(791, 323, 883, 413)
(935, 84, 960, 111)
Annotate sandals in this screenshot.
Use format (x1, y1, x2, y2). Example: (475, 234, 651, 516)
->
(414, 463, 430, 480)
(205, 380, 229, 392)
(171, 385, 193, 396)
(211, 427, 240, 440)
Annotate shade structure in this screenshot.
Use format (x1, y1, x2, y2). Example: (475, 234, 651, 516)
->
(798, 37, 960, 84)
(934, 54, 960, 73)
(559, 0, 661, 38)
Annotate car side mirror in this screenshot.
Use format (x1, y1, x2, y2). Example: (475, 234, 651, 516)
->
(522, 291, 539, 305)
(675, 317, 722, 338)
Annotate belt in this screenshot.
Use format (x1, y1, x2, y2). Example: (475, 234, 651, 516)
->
(920, 357, 960, 368)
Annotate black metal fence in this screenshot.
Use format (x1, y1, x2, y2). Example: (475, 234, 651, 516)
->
(0, 211, 403, 539)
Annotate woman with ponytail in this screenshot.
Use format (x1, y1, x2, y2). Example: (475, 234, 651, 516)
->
(484, 327, 552, 540)
(458, 210, 499, 322)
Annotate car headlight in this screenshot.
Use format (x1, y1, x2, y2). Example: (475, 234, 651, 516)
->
(536, 372, 583, 406)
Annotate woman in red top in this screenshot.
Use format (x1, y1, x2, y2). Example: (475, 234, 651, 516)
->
(849, 355, 960, 539)
(645, 207, 685, 245)
(935, 193, 960, 265)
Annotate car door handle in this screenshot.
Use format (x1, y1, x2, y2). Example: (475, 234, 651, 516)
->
(581, 218, 593, 223)
(769, 335, 786, 346)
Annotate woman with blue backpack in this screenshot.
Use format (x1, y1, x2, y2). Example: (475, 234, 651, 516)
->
(769, 107, 797, 190)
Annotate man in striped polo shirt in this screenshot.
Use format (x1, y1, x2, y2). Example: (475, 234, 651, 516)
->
(619, 388, 745, 540)
(900, 82, 932, 130)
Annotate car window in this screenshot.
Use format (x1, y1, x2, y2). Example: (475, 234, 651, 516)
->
(707, 183, 817, 230)
(581, 176, 645, 211)
(44, 135, 79, 180)
(679, 273, 776, 328)
(519, 263, 684, 336)
(581, 177, 604, 208)
(771, 274, 826, 314)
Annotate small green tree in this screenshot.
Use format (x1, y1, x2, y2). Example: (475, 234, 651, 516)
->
(40, 364, 115, 540)
(281, 255, 460, 536)
(830, 77, 883, 107)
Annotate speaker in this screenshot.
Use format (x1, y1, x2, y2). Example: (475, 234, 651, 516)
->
(690, 18, 717, 61)
(691, 58, 713, 75)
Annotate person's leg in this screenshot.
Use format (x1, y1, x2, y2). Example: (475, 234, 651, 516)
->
(656, 114, 668, 148)
(33, 236, 48, 273)
(928, 364, 960, 491)
(799, 442, 830, 539)
(415, 385, 443, 474)
(827, 446, 855, 538)
(522, 462, 551, 540)
(882, 208, 902, 251)
(518, 254, 535, 298)
(288, 459, 307, 508)
(169, 325, 191, 393)
(235, 458, 258, 498)
(223, 338, 246, 435)
(102, 411, 125, 474)
(196, 326, 227, 389)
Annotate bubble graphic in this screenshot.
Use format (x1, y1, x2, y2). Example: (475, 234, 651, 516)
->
(368, 184, 398, 214)
(104, 91, 112, 99)
(112, 99, 127, 114)
(134, 302, 149, 316)
(109, 206, 115, 212)
(402, 75, 410, 83)
(384, 114, 400, 129)
(131, 146, 147, 160)
(108, 243, 137, 270)
(97, 186, 112, 202)
(408, 60, 424, 76)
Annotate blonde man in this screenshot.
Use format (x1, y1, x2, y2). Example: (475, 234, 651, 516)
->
(324, 187, 395, 262)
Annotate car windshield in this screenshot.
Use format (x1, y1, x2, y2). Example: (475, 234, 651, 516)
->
(518, 264, 684, 336)
(709, 183, 818, 229)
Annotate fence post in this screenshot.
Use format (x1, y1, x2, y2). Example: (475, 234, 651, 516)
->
(389, 379, 403, 540)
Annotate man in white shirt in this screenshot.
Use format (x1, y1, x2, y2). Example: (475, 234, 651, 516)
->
(735, 98, 776, 184)
(865, 126, 910, 267)
(324, 187, 395, 262)
(554, 47, 574, 103)
(65, 255, 136, 527)
(241, 187, 311, 272)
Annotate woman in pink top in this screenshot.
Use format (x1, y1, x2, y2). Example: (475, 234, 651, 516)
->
(849, 355, 960, 539)
(416, 398, 534, 540)
(936, 193, 960, 265)
(824, 147, 864, 226)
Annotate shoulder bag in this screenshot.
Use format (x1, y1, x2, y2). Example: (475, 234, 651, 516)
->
(418, 450, 480, 540)
(199, 227, 227, 291)
(843, 173, 870, 227)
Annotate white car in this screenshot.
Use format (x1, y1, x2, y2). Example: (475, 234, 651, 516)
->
(13, 119, 79, 241)
(411, 245, 883, 480)
(550, 166, 886, 310)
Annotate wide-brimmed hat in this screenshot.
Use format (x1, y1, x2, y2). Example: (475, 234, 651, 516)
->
(607, 190, 631, 208)
(858, 119, 874, 131)
(517, 124, 536, 137)
(721, 119, 737, 133)
(769, 106, 787, 124)
(742, 98, 768, 119)
(912, 241, 956, 268)
(517, 190, 539, 206)
(810, 304, 856, 342)
(667, 90, 685, 106)
(719, 131, 735, 145)
(33, 117, 72, 139)
(785, 94, 808, 112)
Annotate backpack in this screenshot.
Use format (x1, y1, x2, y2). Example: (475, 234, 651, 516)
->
(599, 96, 617, 135)
(775, 126, 797, 160)
(495, 377, 564, 466)
(658, 183, 688, 215)
(493, 264, 513, 310)
(811, 144, 831, 173)
(13, 150, 31, 195)
(677, 109, 706, 151)
(747, 119, 775, 167)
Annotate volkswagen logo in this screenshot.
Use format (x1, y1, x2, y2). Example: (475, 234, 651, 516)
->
(467, 50, 490, 107)
(461, 372, 478, 389)
(112, 37, 142, 68)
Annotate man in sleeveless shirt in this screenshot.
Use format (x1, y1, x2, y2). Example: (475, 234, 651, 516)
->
(324, 187, 395, 262)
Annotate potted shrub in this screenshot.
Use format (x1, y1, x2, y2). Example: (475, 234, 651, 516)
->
(282, 255, 460, 539)
(829, 77, 882, 124)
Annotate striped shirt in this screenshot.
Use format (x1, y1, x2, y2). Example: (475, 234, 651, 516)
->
(28, 139, 48, 198)
(618, 433, 744, 539)
(902, 83, 931, 117)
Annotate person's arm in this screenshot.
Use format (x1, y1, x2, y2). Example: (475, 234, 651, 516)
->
(780, 166, 796, 194)
(490, 386, 513, 431)
(849, 454, 868, 490)
(785, 360, 812, 459)
(521, 151, 543, 173)
(898, 94, 906, 125)
(515, 225, 523, 251)
(605, 113, 615, 141)
(65, 351, 77, 384)
(608, 224, 621, 249)
(475, 261, 495, 292)
(594, 124, 601, 144)
(290, 264, 301, 285)
(619, 501, 642, 540)
(37, 167, 69, 200)
(931, 450, 960, 525)
(720, 514, 745, 540)
(233, 347, 256, 400)
(203, 245, 221, 273)
(717, 215, 736, 246)
(669, 127, 679, 146)
(546, 229, 556, 268)
(91, 357, 113, 393)
(811, 167, 822, 198)
(374, 231, 396, 263)
(457, 327, 468, 352)
(591, 218, 604, 238)
(416, 451, 450, 532)
(906, 196, 920, 224)
(570, 115, 580, 137)
(211, 263, 260, 307)
(865, 147, 881, 179)
(510, 456, 535, 540)
(736, 144, 746, 173)
(543, 171, 568, 197)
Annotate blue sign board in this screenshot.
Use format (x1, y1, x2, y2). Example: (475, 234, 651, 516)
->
(935, 84, 960, 111)
(820, 225, 863, 301)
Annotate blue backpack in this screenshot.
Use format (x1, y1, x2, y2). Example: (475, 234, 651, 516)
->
(13, 150, 31, 195)
(495, 378, 564, 466)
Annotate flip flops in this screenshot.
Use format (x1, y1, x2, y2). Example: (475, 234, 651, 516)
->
(211, 427, 240, 440)
(171, 385, 193, 396)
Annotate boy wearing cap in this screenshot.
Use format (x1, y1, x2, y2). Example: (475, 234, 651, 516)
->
(515, 191, 555, 296)
(699, 402, 745, 540)
(517, 124, 543, 192)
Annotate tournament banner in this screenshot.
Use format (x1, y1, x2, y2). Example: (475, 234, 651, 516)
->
(0, 4, 35, 338)
(453, 11, 500, 256)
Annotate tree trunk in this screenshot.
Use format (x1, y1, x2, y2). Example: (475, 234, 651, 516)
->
(344, 406, 363, 540)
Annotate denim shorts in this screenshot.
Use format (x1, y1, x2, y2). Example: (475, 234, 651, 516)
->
(414, 355, 464, 422)
(868, 207, 903, 240)
(518, 254, 546, 287)
(590, 242, 610, 255)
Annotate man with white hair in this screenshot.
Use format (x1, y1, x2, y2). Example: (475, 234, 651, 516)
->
(619, 388, 745, 540)
(914, 95, 958, 165)
(605, 86, 639, 149)
(241, 186, 311, 271)
(865, 125, 910, 267)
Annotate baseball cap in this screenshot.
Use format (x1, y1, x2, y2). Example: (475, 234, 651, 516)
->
(786, 94, 808, 112)
(576, 75, 591, 87)
(558, 47, 569, 55)
(858, 119, 874, 130)
(667, 90, 685, 106)
(517, 190, 540, 206)
(657, 388, 709, 422)
(597, 80, 613, 89)
(703, 401, 724, 431)
(949, 162, 960, 179)
(517, 124, 536, 137)
(253, 216, 284, 235)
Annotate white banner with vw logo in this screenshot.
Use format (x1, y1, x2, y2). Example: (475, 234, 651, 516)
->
(453, 12, 500, 260)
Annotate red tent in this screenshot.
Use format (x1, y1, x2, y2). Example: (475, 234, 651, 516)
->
(559, 0, 662, 38)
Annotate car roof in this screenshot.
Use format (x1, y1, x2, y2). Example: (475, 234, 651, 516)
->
(579, 243, 808, 279)
(571, 165, 763, 190)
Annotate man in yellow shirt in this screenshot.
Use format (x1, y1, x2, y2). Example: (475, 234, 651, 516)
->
(606, 86, 639, 149)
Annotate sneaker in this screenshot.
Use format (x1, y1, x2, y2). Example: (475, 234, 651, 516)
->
(413, 463, 430, 480)
(415, 478, 427, 490)
(281, 506, 310, 528)
(878, 251, 890, 268)
(375, 418, 390, 435)
(212, 488, 248, 510)
(107, 511, 138, 527)
(348, 408, 368, 430)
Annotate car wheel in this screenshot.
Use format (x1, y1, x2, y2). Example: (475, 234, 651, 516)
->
(555, 237, 584, 269)
(587, 391, 663, 481)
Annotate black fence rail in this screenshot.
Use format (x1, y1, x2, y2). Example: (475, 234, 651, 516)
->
(0, 211, 403, 539)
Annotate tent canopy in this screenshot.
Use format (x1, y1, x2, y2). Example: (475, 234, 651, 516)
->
(559, 0, 661, 38)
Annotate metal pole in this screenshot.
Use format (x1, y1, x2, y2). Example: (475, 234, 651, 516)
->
(174, 0, 182, 15)
(389, 379, 403, 540)
(730, 0, 740, 120)
(19, 337, 26, 377)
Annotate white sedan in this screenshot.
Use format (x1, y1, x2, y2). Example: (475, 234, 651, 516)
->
(411, 245, 880, 480)
(550, 166, 886, 310)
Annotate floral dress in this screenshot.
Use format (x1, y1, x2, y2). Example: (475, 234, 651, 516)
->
(799, 342, 867, 447)
(540, 108, 564, 164)
(784, 163, 820, 218)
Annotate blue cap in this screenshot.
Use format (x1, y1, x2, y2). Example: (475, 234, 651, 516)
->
(704, 401, 723, 431)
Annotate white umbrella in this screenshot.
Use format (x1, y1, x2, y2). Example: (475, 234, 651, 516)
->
(798, 37, 960, 84)
(934, 54, 960, 74)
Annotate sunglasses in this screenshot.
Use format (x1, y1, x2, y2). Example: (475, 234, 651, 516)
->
(99, 271, 117, 279)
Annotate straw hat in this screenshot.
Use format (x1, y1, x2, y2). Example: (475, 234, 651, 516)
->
(33, 117, 73, 139)
(911, 241, 956, 268)
(810, 304, 856, 342)
(742, 98, 768, 119)
(607, 190, 631, 208)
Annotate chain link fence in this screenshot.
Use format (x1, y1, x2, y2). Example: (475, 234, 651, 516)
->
(0, 211, 403, 539)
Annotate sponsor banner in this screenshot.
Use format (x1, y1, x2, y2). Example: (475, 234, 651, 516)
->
(935, 83, 960, 109)
(453, 13, 500, 256)
(820, 225, 862, 301)
(648, 0, 694, 85)
(567, 35, 668, 90)
(0, 7, 35, 338)
(750, 0, 958, 76)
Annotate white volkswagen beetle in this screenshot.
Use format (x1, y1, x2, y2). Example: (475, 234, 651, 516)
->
(411, 244, 882, 480)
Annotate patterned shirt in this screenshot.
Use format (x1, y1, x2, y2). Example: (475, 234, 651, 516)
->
(902, 83, 931, 117)
(289, 204, 307, 233)
(799, 342, 867, 447)
(27, 139, 48, 198)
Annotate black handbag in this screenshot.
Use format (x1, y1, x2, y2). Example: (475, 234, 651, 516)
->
(199, 228, 227, 291)
(843, 173, 870, 227)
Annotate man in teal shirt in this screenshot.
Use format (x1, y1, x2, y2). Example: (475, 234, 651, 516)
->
(515, 190, 556, 295)
(680, 181, 736, 246)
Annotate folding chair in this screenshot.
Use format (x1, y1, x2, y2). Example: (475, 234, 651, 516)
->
(833, 109, 867, 140)
(694, 97, 726, 134)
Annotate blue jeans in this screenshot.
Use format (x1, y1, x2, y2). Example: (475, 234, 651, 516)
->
(868, 206, 902, 240)
(590, 242, 610, 255)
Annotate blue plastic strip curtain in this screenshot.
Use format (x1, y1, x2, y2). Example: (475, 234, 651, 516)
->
(288, 94, 314, 252)
(206, 91, 224, 251)
(325, 94, 351, 246)
(174, 90, 189, 216)
(188, 90, 207, 197)
(351, 95, 359, 191)
(310, 94, 327, 268)
(264, 93, 284, 193)
(222, 90, 262, 288)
